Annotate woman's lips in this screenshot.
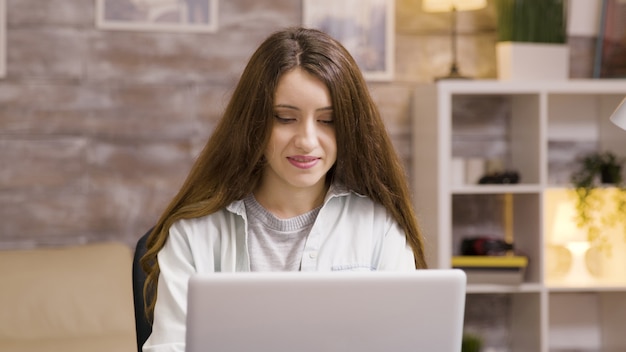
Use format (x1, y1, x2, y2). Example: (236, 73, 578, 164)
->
(287, 156, 319, 169)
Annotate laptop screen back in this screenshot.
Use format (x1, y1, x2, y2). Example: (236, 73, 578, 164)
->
(186, 270, 466, 352)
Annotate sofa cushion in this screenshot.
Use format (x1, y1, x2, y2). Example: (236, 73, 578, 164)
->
(0, 333, 135, 352)
(0, 242, 135, 351)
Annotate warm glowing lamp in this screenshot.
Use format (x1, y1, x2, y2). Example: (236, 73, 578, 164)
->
(422, 0, 487, 80)
(610, 97, 626, 131)
(551, 202, 595, 284)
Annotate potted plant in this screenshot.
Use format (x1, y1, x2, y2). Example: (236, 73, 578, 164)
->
(494, 0, 568, 80)
(461, 333, 482, 352)
(570, 151, 626, 254)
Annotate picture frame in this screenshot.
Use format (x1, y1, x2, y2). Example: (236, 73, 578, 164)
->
(96, 0, 218, 33)
(302, 0, 395, 81)
(594, 0, 626, 78)
(0, 0, 5, 78)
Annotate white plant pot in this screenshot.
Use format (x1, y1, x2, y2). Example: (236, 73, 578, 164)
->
(496, 42, 570, 80)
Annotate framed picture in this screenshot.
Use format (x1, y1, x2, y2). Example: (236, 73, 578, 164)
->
(0, 0, 5, 78)
(594, 0, 626, 78)
(96, 0, 218, 33)
(303, 0, 395, 81)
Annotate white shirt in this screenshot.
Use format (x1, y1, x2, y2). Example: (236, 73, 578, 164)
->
(143, 184, 416, 352)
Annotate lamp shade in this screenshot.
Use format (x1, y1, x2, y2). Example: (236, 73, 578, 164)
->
(422, 0, 487, 12)
(610, 97, 626, 131)
(551, 202, 586, 244)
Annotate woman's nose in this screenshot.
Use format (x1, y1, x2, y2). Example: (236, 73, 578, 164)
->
(294, 120, 317, 151)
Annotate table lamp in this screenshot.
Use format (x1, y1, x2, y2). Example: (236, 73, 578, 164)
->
(610, 97, 626, 130)
(422, 0, 487, 80)
(551, 202, 595, 284)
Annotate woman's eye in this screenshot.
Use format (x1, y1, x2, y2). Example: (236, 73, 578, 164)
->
(318, 119, 334, 125)
(274, 115, 295, 123)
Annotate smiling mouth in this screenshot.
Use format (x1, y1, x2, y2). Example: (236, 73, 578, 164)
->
(290, 156, 318, 162)
(288, 156, 319, 169)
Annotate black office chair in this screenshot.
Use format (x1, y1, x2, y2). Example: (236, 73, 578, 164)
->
(132, 228, 153, 352)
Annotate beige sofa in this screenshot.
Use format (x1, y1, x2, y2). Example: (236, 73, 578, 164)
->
(0, 241, 136, 352)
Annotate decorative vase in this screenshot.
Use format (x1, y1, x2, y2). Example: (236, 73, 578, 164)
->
(496, 42, 569, 80)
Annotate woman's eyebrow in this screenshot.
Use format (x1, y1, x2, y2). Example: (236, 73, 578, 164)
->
(275, 104, 333, 112)
(274, 104, 299, 110)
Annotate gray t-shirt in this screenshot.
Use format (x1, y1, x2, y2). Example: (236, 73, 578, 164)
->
(244, 194, 320, 271)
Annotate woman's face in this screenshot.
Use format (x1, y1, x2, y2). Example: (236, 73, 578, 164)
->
(262, 67, 337, 194)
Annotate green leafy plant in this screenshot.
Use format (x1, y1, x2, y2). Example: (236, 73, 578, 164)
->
(461, 333, 482, 352)
(570, 151, 626, 254)
(495, 0, 567, 43)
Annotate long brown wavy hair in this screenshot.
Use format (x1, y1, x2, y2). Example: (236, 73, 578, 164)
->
(141, 27, 427, 319)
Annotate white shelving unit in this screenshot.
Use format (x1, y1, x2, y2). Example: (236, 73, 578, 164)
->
(412, 80, 626, 352)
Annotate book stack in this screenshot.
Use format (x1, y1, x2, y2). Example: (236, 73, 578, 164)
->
(452, 255, 528, 285)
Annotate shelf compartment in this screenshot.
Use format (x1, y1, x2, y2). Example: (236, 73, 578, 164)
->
(544, 188, 626, 286)
(452, 193, 542, 283)
(451, 93, 541, 186)
(547, 93, 626, 186)
(549, 291, 626, 351)
(464, 291, 543, 352)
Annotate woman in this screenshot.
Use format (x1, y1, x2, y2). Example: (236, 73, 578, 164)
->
(141, 27, 427, 352)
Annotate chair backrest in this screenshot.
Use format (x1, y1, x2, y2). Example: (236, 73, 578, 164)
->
(132, 228, 153, 352)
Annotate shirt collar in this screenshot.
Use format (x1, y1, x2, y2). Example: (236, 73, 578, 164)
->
(225, 182, 356, 216)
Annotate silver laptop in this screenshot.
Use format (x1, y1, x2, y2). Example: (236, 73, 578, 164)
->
(186, 270, 466, 352)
